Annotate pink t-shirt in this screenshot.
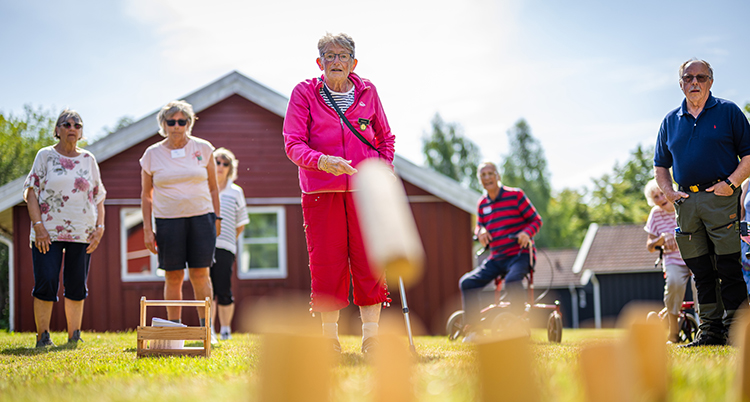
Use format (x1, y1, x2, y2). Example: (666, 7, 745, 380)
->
(644, 206, 685, 267)
(139, 137, 215, 219)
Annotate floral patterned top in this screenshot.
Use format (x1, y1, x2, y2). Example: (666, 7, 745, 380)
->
(23, 146, 107, 245)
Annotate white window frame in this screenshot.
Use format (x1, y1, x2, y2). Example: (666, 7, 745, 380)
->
(238, 205, 287, 280)
(120, 207, 164, 282)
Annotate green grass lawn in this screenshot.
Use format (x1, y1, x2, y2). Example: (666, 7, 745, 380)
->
(0, 329, 740, 402)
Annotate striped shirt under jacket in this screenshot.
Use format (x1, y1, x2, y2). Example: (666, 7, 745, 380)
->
(476, 186, 542, 259)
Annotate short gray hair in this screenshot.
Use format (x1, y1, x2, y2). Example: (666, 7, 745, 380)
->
(54, 109, 83, 140)
(679, 58, 714, 80)
(317, 32, 355, 58)
(476, 161, 499, 180)
(214, 147, 239, 181)
(156, 100, 196, 137)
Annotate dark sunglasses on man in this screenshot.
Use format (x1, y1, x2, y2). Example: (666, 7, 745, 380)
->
(681, 74, 711, 83)
(166, 119, 188, 126)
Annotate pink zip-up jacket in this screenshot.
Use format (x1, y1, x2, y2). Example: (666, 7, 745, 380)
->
(283, 73, 395, 194)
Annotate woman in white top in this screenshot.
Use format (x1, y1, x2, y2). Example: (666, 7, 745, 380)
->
(210, 147, 249, 340)
(23, 109, 106, 347)
(139, 100, 221, 327)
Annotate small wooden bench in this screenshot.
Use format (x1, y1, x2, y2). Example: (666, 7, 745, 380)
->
(136, 297, 211, 357)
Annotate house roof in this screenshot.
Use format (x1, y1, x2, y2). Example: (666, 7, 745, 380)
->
(0, 70, 480, 228)
(573, 222, 661, 277)
(533, 248, 581, 289)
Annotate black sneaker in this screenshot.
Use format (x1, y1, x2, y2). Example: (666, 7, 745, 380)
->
(68, 330, 83, 344)
(35, 331, 55, 348)
(678, 333, 726, 348)
(361, 337, 378, 360)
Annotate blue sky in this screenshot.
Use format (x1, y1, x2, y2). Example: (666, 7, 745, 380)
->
(2, 0, 750, 190)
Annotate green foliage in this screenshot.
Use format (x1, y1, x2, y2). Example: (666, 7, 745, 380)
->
(0, 105, 57, 187)
(544, 188, 591, 248)
(500, 119, 553, 246)
(100, 115, 134, 136)
(587, 144, 654, 225)
(422, 113, 481, 192)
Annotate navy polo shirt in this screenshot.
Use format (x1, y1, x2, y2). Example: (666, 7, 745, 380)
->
(654, 93, 750, 187)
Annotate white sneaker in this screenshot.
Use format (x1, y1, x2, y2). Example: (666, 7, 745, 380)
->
(220, 331, 232, 340)
(210, 330, 219, 345)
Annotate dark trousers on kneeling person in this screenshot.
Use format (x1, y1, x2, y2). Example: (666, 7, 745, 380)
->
(675, 189, 750, 340)
(459, 253, 530, 329)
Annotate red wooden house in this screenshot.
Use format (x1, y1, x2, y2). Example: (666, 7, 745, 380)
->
(0, 71, 481, 335)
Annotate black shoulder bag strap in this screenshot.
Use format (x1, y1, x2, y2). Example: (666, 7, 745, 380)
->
(321, 84, 379, 154)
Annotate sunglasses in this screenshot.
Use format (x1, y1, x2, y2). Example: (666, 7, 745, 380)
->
(681, 74, 711, 83)
(216, 160, 230, 167)
(166, 119, 188, 126)
(59, 122, 83, 129)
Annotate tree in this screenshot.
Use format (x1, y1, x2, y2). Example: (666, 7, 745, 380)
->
(587, 144, 654, 225)
(545, 188, 591, 248)
(100, 115, 134, 136)
(0, 105, 57, 186)
(500, 119, 553, 246)
(422, 113, 482, 192)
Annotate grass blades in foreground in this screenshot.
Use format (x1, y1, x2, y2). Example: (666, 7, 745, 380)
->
(0, 329, 739, 402)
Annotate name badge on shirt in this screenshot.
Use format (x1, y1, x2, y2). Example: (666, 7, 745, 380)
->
(482, 206, 492, 215)
(171, 149, 186, 158)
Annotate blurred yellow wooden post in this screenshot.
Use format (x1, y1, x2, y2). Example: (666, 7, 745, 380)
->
(732, 309, 750, 402)
(373, 333, 415, 402)
(259, 333, 334, 402)
(353, 159, 424, 287)
(579, 342, 632, 402)
(625, 321, 668, 402)
(476, 335, 539, 402)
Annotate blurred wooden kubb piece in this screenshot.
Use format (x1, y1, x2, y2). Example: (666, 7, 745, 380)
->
(625, 320, 668, 402)
(353, 159, 424, 287)
(731, 308, 750, 402)
(259, 333, 334, 402)
(476, 335, 540, 402)
(373, 332, 416, 402)
(136, 297, 212, 357)
(579, 342, 633, 402)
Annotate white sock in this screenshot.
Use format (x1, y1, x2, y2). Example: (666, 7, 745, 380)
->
(220, 326, 231, 334)
(322, 323, 339, 340)
(362, 322, 378, 341)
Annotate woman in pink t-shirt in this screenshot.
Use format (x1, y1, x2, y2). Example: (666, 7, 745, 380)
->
(644, 179, 693, 343)
(139, 100, 221, 328)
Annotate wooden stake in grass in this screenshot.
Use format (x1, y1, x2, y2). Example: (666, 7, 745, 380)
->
(352, 159, 424, 287)
(579, 342, 633, 402)
(475, 335, 540, 402)
(730, 308, 750, 402)
(258, 333, 334, 402)
(620, 305, 668, 402)
(373, 332, 416, 402)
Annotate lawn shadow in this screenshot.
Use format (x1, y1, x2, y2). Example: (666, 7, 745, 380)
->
(1, 342, 79, 356)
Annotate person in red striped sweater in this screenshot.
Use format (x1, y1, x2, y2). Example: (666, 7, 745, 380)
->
(459, 161, 542, 341)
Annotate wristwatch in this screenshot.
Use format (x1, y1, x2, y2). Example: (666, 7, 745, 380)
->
(724, 179, 737, 190)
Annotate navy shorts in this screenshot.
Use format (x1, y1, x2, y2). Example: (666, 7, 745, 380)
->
(155, 213, 216, 271)
(32, 241, 91, 302)
(210, 248, 235, 305)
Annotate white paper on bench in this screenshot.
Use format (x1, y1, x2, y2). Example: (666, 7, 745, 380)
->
(149, 317, 186, 350)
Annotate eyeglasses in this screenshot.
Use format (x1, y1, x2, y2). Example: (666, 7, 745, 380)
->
(681, 74, 712, 83)
(59, 122, 83, 129)
(322, 52, 353, 62)
(166, 119, 188, 126)
(216, 160, 230, 167)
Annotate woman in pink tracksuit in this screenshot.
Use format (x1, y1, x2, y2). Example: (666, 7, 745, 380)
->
(283, 32, 395, 357)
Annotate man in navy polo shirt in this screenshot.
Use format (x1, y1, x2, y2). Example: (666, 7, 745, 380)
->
(654, 58, 750, 347)
(459, 161, 542, 342)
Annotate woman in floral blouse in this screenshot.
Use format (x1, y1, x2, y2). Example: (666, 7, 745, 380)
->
(23, 109, 106, 348)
